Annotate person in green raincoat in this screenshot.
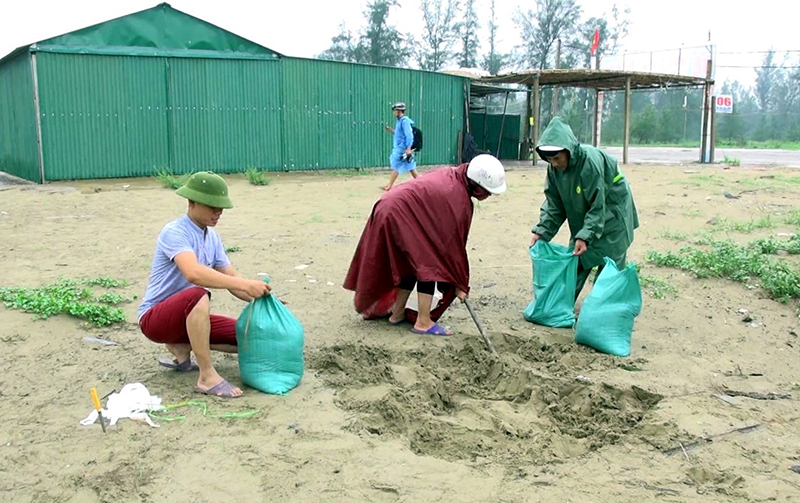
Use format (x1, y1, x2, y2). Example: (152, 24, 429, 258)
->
(529, 117, 639, 301)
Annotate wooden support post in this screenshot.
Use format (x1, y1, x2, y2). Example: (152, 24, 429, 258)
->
(521, 88, 532, 160)
(593, 90, 603, 147)
(623, 77, 631, 165)
(710, 96, 717, 164)
(700, 59, 713, 163)
(532, 75, 541, 166)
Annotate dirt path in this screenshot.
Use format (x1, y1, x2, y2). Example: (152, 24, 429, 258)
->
(1, 164, 800, 502)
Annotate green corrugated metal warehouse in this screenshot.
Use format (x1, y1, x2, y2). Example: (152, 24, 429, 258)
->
(0, 3, 468, 183)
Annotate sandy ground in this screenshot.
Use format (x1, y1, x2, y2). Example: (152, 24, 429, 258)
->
(2, 163, 800, 503)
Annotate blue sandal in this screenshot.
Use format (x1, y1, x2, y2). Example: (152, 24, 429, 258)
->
(411, 323, 452, 336)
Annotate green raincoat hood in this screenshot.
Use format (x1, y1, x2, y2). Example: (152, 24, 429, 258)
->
(536, 117, 582, 169)
(532, 116, 639, 271)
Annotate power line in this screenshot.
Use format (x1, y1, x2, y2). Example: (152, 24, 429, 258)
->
(717, 50, 800, 55)
(717, 65, 800, 69)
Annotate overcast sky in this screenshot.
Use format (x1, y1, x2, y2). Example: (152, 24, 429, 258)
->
(1, 0, 797, 87)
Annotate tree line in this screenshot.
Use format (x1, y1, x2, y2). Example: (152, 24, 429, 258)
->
(318, 0, 800, 146)
(318, 0, 628, 74)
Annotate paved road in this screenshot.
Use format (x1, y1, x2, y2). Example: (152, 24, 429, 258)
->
(602, 146, 800, 167)
(3, 147, 799, 187)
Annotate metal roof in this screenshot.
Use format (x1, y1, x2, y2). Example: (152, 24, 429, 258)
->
(478, 69, 712, 91)
(0, 3, 282, 66)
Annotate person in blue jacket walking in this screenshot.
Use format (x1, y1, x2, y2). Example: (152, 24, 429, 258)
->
(382, 102, 418, 191)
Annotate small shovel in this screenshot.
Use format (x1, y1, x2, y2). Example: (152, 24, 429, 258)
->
(462, 297, 497, 355)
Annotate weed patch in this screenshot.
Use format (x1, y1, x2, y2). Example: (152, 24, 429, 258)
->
(245, 167, 271, 186)
(154, 168, 191, 190)
(709, 215, 775, 234)
(659, 229, 688, 241)
(639, 274, 679, 299)
(646, 240, 800, 304)
(723, 156, 741, 167)
(0, 278, 130, 327)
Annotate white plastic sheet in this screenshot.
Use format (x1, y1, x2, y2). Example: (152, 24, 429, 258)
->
(80, 383, 164, 428)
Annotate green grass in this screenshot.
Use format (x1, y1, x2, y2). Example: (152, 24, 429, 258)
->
(604, 140, 701, 148)
(735, 175, 800, 189)
(604, 140, 800, 150)
(723, 156, 741, 167)
(154, 168, 191, 190)
(679, 173, 726, 187)
(674, 173, 800, 191)
(786, 210, 800, 227)
(710, 215, 775, 234)
(0, 278, 130, 327)
(689, 232, 714, 246)
(717, 140, 800, 151)
(245, 167, 271, 186)
(659, 229, 688, 241)
(683, 209, 701, 218)
(646, 240, 800, 304)
(751, 235, 800, 255)
(225, 245, 242, 253)
(639, 274, 679, 299)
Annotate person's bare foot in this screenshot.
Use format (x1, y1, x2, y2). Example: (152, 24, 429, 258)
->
(196, 370, 243, 397)
(388, 313, 406, 324)
(166, 343, 192, 364)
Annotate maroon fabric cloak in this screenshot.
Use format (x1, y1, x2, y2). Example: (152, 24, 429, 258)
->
(343, 164, 474, 322)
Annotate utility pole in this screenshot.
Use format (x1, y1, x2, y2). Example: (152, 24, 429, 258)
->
(551, 38, 562, 117)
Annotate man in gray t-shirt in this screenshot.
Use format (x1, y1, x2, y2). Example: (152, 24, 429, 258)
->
(139, 172, 269, 398)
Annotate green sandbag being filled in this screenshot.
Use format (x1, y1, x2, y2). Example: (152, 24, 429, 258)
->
(574, 258, 642, 357)
(523, 240, 579, 328)
(236, 281, 304, 395)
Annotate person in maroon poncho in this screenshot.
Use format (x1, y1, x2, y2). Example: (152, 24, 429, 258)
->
(344, 155, 507, 336)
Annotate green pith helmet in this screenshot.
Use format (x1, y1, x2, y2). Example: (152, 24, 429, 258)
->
(175, 171, 233, 209)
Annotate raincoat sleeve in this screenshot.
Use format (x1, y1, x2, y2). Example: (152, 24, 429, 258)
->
(400, 118, 414, 150)
(574, 161, 606, 243)
(532, 169, 567, 240)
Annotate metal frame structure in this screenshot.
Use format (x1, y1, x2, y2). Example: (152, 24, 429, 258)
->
(472, 69, 715, 165)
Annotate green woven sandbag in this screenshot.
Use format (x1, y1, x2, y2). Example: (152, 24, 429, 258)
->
(574, 258, 642, 357)
(523, 240, 579, 328)
(236, 281, 304, 395)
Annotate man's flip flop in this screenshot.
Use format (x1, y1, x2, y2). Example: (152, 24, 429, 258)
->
(158, 358, 198, 372)
(411, 323, 452, 336)
(194, 379, 242, 399)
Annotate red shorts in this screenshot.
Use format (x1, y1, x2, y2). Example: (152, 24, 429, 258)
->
(139, 287, 237, 346)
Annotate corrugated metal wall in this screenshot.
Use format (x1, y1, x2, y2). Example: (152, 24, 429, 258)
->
(167, 58, 282, 174)
(33, 53, 466, 181)
(281, 58, 464, 171)
(0, 52, 40, 182)
(36, 52, 170, 180)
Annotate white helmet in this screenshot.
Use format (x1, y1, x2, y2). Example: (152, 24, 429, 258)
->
(466, 154, 506, 194)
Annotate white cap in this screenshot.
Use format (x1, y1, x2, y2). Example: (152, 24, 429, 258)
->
(538, 145, 565, 152)
(466, 154, 507, 194)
